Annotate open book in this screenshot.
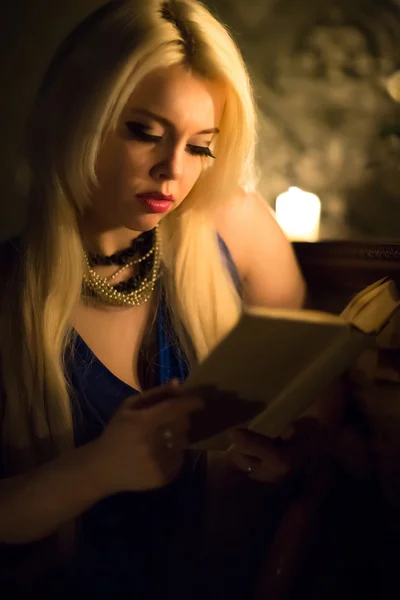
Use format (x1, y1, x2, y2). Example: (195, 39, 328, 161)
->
(184, 278, 400, 450)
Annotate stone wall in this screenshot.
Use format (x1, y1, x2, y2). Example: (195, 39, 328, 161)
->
(205, 0, 400, 240)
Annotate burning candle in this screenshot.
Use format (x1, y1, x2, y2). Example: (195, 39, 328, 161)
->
(275, 187, 321, 241)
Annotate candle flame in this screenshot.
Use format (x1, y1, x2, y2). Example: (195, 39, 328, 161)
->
(275, 187, 321, 242)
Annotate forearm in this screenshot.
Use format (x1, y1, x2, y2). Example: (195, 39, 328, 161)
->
(0, 441, 107, 544)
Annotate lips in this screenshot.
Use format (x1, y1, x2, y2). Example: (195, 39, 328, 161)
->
(136, 192, 174, 214)
(136, 192, 174, 202)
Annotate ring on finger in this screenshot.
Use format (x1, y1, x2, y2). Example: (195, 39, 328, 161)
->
(163, 428, 175, 450)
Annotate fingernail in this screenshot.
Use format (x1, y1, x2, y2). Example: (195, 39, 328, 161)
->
(280, 425, 295, 441)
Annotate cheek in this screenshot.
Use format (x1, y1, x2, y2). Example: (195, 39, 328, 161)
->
(97, 143, 146, 183)
(113, 146, 149, 185)
(124, 145, 149, 171)
(181, 159, 204, 193)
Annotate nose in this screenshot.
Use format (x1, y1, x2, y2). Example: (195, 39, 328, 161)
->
(150, 144, 183, 182)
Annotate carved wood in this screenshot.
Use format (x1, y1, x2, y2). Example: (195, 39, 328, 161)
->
(294, 240, 400, 312)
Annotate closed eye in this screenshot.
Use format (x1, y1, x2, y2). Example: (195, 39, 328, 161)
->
(126, 121, 160, 143)
(125, 121, 216, 159)
(186, 145, 216, 159)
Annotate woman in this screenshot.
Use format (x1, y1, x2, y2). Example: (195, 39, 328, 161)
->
(0, 0, 325, 596)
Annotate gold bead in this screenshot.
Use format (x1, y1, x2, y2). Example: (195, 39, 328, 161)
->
(82, 226, 162, 307)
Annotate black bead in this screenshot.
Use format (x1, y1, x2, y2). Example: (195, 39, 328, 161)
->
(87, 228, 155, 266)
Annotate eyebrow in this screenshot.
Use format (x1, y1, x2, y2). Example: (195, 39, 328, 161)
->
(128, 108, 220, 135)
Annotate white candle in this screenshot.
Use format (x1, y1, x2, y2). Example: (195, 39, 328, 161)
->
(275, 187, 321, 242)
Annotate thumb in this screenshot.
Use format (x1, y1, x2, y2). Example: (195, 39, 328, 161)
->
(279, 424, 296, 441)
(123, 381, 182, 409)
(168, 378, 181, 389)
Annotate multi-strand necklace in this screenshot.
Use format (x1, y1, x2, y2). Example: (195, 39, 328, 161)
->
(82, 226, 161, 307)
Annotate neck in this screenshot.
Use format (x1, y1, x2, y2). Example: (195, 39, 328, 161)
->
(81, 225, 143, 256)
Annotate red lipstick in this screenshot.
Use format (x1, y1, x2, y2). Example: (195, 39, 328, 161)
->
(136, 191, 174, 214)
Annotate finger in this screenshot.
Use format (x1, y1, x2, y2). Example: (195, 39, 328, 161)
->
(228, 447, 261, 473)
(152, 448, 185, 485)
(251, 460, 290, 483)
(168, 378, 180, 389)
(152, 421, 189, 451)
(162, 453, 185, 482)
(228, 446, 290, 483)
(162, 431, 188, 453)
(279, 425, 296, 441)
(155, 425, 188, 459)
(123, 383, 183, 409)
(230, 429, 279, 461)
(160, 415, 189, 437)
(229, 444, 284, 474)
(146, 396, 203, 426)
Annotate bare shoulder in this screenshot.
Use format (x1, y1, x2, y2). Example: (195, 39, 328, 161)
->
(215, 188, 306, 309)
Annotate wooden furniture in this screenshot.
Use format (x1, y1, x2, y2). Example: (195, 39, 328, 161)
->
(254, 239, 400, 600)
(294, 240, 400, 312)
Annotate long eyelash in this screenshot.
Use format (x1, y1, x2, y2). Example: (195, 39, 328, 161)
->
(125, 121, 160, 142)
(125, 121, 216, 158)
(186, 145, 216, 159)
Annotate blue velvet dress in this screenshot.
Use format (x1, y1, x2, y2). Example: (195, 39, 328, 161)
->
(62, 236, 241, 597)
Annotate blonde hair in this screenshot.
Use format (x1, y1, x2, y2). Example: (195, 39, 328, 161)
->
(0, 0, 257, 478)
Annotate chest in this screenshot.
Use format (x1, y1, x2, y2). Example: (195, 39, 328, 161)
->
(72, 301, 154, 392)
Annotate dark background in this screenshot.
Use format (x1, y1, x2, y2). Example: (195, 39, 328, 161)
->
(204, 0, 400, 240)
(1, 0, 400, 242)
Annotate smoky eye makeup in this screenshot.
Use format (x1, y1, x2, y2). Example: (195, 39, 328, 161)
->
(125, 120, 216, 159)
(125, 121, 160, 142)
(186, 144, 216, 159)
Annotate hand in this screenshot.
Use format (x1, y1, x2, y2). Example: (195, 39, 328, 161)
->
(226, 419, 327, 484)
(226, 428, 293, 483)
(90, 380, 203, 495)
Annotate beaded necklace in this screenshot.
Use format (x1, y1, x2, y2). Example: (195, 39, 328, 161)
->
(82, 226, 161, 307)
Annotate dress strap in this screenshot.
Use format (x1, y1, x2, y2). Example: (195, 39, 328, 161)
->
(156, 235, 242, 385)
(217, 234, 242, 296)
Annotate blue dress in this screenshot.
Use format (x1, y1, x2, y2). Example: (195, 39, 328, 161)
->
(62, 236, 241, 597)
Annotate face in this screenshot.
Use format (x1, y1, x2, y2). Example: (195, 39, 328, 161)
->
(84, 66, 225, 248)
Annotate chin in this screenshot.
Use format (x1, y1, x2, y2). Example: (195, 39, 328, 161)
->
(123, 213, 165, 232)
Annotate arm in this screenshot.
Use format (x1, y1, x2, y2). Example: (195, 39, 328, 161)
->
(0, 383, 202, 544)
(218, 188, 342, 428)
(216, 188, 306, 309)
(0, 442, 106, 544)
(216, 189, 343, 480)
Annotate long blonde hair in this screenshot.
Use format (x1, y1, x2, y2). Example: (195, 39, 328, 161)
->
(0, 0, 257, 477)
